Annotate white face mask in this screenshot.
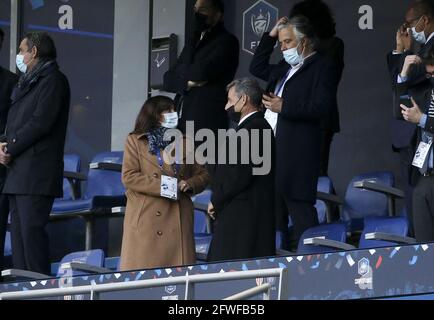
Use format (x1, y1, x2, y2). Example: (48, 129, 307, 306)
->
(283, 42, 303, 66)
(16, 54, 28, 73)
(161, 112, 179, 129)
(410, 17, 427, 44)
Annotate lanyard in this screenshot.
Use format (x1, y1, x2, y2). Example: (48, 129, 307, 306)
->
(157, 149, 181, 176)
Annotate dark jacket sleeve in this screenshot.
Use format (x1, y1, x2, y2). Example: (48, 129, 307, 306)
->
(249, 33, 281, 82)
(280, 62, 337, 121)
(211, 163, 254, 213)
(6, 73, 70, 157)
(163, 45, 193, 93)
(425, 117, 434, 134)
(185, 35, 239, 83)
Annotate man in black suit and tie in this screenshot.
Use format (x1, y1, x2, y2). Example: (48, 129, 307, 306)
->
(207, 78, 275, 261)
(400, 46, 434, 242)
(0, 32, 70, 275)
(250, 16, 338, 246)
(0, 28, 18, 272)
(387, 0, 434, 235)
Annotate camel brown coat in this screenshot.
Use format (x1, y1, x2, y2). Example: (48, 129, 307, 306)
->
(120, 134, 209, 271)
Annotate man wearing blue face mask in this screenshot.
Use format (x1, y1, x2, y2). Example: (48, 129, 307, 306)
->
(0, 32, 70, 275)
(387, 0, 434, 237)
(250, 16, 339, 247)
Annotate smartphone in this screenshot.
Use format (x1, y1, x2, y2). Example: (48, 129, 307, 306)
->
(395, 95, 412, 120)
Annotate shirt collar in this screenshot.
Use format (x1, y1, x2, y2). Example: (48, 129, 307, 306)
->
(238, 111, 259, 127)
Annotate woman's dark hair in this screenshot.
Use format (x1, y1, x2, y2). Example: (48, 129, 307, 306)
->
(132, 96, 175, 134)
(24, 32, 57, 60)
(289, 0, 336, 39)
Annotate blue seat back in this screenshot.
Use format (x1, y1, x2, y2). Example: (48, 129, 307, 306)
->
(297, 223, 347, 255)
(104, 257, 121, 271)
(342, 172, 394, 231)
(62, 154, 81, 200)
(192, 189, 212, 234)
(315, 177, 334, 224)
(56, 249, 105, 278)
(359, 217, 409, 249)
(85, 152, 125, 199)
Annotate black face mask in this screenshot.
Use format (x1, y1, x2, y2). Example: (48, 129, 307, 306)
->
(227, 106, 241, 123)
(194, 12, 210, 32)
(227, 97, 243, 123)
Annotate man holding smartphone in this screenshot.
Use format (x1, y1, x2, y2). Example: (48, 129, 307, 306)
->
(399, 46, 434, 242)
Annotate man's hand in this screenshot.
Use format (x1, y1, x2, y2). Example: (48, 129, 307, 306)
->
(0, 143, 11, 166)
(401, 98, 424, 124)
(207, 202, 216, 221)
(262, 93, 283, 113)
(178, 180, 192, 193)
(187, 81, 208, 89)
(396, 25, 412, 53)
(270, 17, 289, 38)
(401, 55, 422, 78)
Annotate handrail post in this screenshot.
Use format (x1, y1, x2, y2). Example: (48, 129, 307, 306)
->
(184, 278, 195, 300)
(277, 268, 289, 300)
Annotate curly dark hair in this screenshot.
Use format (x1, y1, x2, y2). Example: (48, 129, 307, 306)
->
(289, 0, 336, 39)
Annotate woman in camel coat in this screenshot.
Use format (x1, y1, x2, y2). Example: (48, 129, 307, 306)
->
(120, 96, 209, 271)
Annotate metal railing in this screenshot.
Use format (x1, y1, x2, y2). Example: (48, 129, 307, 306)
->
(0, 268, 288, 301)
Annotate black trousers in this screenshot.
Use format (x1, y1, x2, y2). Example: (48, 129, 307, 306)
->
(319, 130, 334, 177)
(8, 195, 54, 275)
(413, 175, 434, 242)
(0, 193, 9, 271)
(276, 193, 319, 248)
(397, 147, 415, 236)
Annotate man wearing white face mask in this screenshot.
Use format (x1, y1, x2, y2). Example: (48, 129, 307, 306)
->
(250, 16, 338, 247)
(387, 0, 434, 237)
(0, 32, 70, 275)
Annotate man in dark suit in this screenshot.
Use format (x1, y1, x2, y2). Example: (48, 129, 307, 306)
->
(387, 0, 434, 235)
(0, 32, 70, 274)
(163, 0, 239, 135)
(207, 78, 275, 261)
(400, 46, 434, 242)
(0, 28, 18, 272)
(289, 0, 345, 177)
(250, 16, 338, 246)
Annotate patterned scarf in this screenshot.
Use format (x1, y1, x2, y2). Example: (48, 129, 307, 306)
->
(145, 127, 172, 156)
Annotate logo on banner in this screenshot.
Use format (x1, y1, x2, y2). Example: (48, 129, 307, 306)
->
(243, 0, 278, 55)
(355, 258, 373, 290)
(165, 285, 177, 295)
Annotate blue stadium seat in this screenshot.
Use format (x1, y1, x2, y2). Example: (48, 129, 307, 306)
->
(358, 217, 413, 249)
(56, 249, 106, 277)
(2, 249, 108, 280)
(50, 152, 126, 250)
(191, 189, 212, 261)
(341, 171, 397, 232)
(297, 223, 350, 255)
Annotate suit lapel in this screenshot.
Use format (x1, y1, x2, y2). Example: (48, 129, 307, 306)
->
(236, 112, 263, 131)
(282, 53, 319, 86)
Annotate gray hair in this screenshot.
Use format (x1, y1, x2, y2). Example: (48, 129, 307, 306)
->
(227, 78, 264, 109)
(278, 15, 319, 48)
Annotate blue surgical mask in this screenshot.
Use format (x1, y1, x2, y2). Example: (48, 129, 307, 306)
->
(16, 54, 27, 73)
(410, 17, 427, 44)
(162, 112, 179, 129)
(283, 43, 303, 66)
